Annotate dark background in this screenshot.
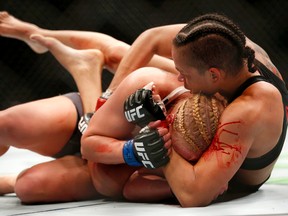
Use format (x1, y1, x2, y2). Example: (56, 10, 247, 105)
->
(0, 0, 287, 109)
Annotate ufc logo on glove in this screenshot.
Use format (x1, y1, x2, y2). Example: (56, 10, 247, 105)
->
(134, 141, 154, 169)
(124, 105, 146, 122)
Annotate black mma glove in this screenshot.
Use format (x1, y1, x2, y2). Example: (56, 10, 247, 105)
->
(124, 89, 166, 127)
(122, 127, 169, 169)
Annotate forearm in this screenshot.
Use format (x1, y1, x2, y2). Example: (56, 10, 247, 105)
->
(108, 33, 157, 91)
(162, 150, 213, 207)
(81, 134, 125, 164)
(108, 25, 180, 91)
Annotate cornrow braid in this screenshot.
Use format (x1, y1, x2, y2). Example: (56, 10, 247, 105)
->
(174, 13, 256, 73)
(172, 93, 227, 159)
(175, 21, 245, 54)
(243, 46, 257, 73)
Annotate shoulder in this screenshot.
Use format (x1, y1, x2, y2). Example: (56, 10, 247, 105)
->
(221, 81, 283, 142)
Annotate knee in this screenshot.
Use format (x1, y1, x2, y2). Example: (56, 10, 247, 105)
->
(0, 108, 22, 138)
(14, 169, 46, 203)
(0, 109, 22, 151)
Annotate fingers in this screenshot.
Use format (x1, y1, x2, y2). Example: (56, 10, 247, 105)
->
(147, 120, 162, 128)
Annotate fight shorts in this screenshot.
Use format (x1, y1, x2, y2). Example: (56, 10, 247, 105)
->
(53, 92, 83, 158)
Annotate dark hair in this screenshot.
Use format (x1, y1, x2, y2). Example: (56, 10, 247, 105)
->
(173, 13, 256, 75)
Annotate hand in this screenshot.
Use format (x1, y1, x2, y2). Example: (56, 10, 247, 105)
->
(123, 125, 171, 169)
(124, 89, 166, 127)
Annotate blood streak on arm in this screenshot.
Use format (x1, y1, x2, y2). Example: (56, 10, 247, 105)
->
(204, 121, 243, 168)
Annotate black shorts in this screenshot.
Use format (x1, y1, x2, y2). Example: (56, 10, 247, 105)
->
(53, 92, 83, 158)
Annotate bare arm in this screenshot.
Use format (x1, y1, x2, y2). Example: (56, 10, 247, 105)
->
(162, 95, 270, 207)
(108, 24, 186, 91)
(81, 68, 181, 164)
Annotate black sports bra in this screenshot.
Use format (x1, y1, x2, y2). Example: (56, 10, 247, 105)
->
(229, 61, 288, 170)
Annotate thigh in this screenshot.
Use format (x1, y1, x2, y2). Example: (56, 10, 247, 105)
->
(0, 94, 78, 156)
(15, 156, 101, 203)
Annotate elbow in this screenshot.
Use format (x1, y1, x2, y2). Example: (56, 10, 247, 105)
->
(175, 188, 214, 208)
(80, 132, 99, 161)
(178, 196, 212, 208)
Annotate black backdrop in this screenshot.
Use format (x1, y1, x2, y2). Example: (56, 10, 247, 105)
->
(0, 0, 287, 109)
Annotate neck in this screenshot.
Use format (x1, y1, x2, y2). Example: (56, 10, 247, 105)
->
(218, 68, 260, 100)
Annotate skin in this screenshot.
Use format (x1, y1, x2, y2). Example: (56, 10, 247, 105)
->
(83, 20, 285, 207)
(161, 31, 284, 207)
(0, 12, 179, 203)
(0, 11, 285, 207)
(82, 67, 189, 200)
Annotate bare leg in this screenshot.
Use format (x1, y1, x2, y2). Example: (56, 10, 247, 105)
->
(30, 34, 104, 113)
(0, 175, 16, 195)
(0, 96, 77, 156)
(0, 11, 129, 72)
(14, 156, 101, 203)
(0, 11, 48, 53)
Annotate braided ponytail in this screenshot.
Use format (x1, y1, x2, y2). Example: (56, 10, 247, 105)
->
(243, 46, 257, 73)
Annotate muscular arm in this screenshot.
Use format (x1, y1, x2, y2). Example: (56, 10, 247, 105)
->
(81, 68, 181, 164)
(162, 100, 258, 207)
(108, 24, 185, 91)
(80, 74, 137, 164)
(162, 82, 283, 207)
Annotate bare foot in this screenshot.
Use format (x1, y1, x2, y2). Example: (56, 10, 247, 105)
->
(30, 34, 105, 112)
(0, 11, 48, 53)
(0, 175, 16, 195)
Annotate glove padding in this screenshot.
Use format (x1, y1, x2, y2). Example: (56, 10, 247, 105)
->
(124, 89, 166, 127)
(123, 127, 169, 169)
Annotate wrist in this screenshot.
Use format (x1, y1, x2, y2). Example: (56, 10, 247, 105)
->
(122, 140, 142, 166)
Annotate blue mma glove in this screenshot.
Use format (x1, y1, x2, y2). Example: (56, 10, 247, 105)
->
(123, 127, 169, 169)
(124, 89, 166, 127)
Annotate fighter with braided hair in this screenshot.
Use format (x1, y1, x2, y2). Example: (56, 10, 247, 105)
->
(114, 13, 287, 207)
(83, 13, 287, 206)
